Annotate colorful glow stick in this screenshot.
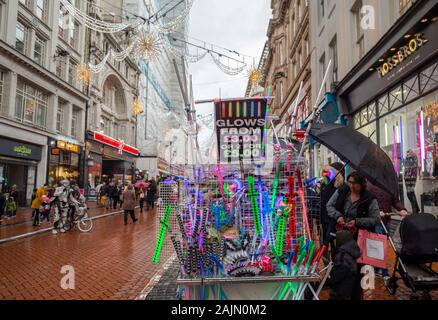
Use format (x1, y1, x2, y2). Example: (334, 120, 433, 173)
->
(400, 116, 404, 162)
(286, 176, 296, 250)
(263, 191, 276, 247)
(296, 169, 311, 240)
(271, 162, 282, 210)
(275, 210, 286, 256)
(248, 176, 261, 236)
(152, 205, 172, 264)
(393, 126, 399, 173)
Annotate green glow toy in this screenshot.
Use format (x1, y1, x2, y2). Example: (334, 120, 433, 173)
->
(248, 176, 261, 236)
(152, 205, 172, 264)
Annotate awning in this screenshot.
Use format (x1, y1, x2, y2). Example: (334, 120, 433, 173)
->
(300, 93, 341, 129)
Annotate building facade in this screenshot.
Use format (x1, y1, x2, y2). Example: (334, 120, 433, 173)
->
(132, 0, 190, 178)
(84, 0, 141, 188)
(336, 0, 438, 214)
(0, 0, 88, 205)
(263, 0, 312, 172)
(308, 0, 416, 175)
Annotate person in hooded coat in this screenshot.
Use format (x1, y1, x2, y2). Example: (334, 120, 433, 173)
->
(319, 162, 346, 260)
(327, 230, 362, 300)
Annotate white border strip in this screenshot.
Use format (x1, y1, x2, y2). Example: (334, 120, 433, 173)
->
(0, 207, 136, 244)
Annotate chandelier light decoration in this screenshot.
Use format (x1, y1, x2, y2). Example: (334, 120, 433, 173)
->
(248, 67, 263, 87)
(76, 63, 91, 85)
(133, 31, 162, 61)
(133, 98, 144, 116)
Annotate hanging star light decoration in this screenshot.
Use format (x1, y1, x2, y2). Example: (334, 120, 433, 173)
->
(76, 63, 90, 85)
(134, 31, 162, 61)
(133, 98, 144, 116)
(248, 67, 263, 87)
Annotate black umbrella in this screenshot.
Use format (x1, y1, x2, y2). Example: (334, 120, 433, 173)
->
(309, 123, 399, 197)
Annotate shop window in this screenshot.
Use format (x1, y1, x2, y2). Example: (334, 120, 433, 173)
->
(36, 0, 48, 23)
(357, 121, 377, 144)
(71, 109, 79, 138)
(34, 34, 46, 67)
(420, 62, 438, 95)
(16, 21, 28, 55)
(14, 80, 48, 128)
(377, 93, 389, 117)
(56, 104, 64, 133)
(389, 85, 403, 111)
(403, 74, 420, 103)
(378, 90, 438, 214)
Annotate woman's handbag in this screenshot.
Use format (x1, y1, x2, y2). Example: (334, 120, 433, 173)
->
(357, 229, 388, 269)
(101, 195, 107, 206)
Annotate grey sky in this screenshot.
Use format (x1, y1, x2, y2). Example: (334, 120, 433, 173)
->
(188, 0, 272, 117)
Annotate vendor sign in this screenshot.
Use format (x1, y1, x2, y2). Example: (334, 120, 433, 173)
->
(214, 98, 268, 163)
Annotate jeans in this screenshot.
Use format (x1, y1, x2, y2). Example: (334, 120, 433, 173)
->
(33, 210, 40, 225)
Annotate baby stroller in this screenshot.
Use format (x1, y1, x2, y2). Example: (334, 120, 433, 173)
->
(381, 213, 438, 300)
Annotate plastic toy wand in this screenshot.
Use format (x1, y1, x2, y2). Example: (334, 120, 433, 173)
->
(152, 205, 172, 264)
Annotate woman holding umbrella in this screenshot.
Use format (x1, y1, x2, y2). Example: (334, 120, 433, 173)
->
(327, 171, 380, 300)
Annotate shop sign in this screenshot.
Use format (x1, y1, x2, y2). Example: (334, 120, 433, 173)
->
(93, 132, 139, 156)
(214, 98, 268, 163)
(0, 137, 42, 161)
(377, 33, 428, 78)
(57, 140, 80, 153)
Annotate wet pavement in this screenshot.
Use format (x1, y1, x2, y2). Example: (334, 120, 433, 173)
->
(0, 207, 172, 300)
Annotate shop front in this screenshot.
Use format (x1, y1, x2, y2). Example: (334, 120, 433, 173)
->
(47, 138, 82, 187)
(87, 132, 139, 185)
(337, 1, 438, 215)
(0, 136, 42, 206)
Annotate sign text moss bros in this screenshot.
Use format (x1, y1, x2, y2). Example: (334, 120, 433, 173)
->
(378, 33, 428, 78)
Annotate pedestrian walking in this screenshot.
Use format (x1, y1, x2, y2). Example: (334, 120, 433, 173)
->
(146, 178, 157, 211)
(109, 182, 119, 210)
(118, 182, 124, 209)
(9, 185, 18, 217)
(31, 188, 38, 218)
(0, 187, 6, 224)
(327, 230, 362, 300)
(5, 196, 16, 219)
(32, 185, 47, 226)
(39, 195, 51, 224)
(121, 184, 138, 225)
(327, 171, 380, 300)
(138, 187, 145, 212)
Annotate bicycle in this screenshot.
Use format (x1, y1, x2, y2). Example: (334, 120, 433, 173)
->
(63, 204, 93, 233)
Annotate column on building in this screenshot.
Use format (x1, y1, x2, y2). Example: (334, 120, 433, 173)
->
(3, 71, 17, 119)
(47, 94, 58, 133)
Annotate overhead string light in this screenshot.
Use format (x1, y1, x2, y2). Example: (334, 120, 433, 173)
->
(88, 42, 135, 73)
(154, 0, 195, 34)
(209, 53, 247, 76)
(60, 0, 134, 33)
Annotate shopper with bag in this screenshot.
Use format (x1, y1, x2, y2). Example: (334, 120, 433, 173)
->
(327, 171, 380, 300)
(138, 187, 145, 212)
(121, 184, 138, 225)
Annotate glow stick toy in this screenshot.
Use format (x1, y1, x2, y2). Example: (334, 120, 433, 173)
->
(153, 205, 172, 264)
(263, 191, 276, 247)
(248, 176, 261, 236)
(286, 176, 296, 250)
(296, 168, 311, 240)
(276, 209, 287, 256)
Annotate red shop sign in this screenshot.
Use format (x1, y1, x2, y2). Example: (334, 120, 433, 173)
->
(93, 132, 139, 156)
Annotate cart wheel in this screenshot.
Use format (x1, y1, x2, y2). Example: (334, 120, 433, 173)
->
(386, 277, 398, 295)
